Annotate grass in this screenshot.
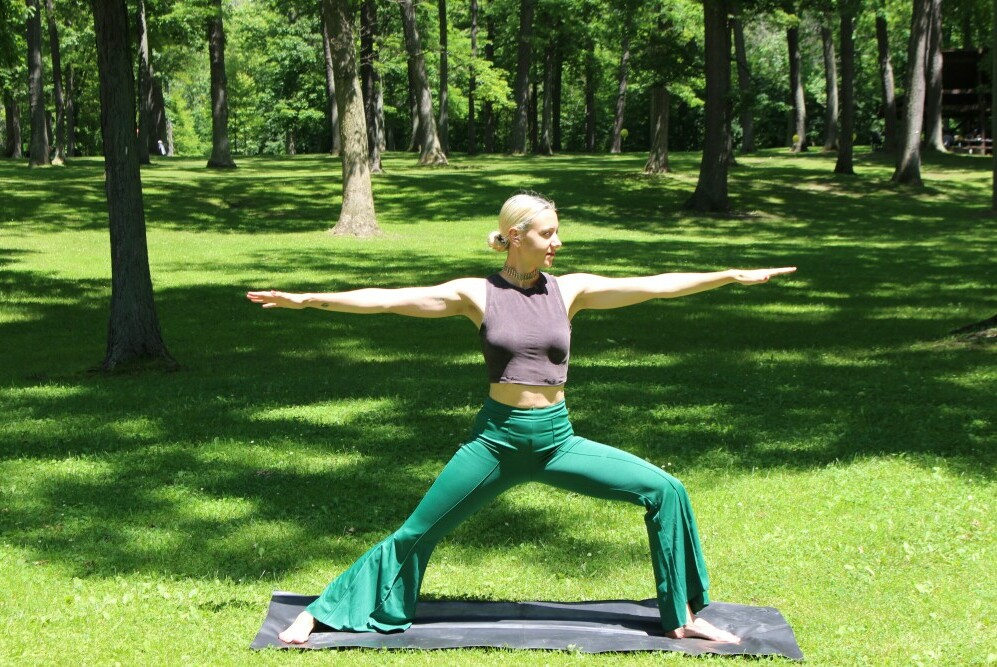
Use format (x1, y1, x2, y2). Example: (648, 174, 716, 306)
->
(0, 148, 994, 666)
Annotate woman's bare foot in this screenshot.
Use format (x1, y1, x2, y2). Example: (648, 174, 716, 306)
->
(278, 611, 316, 644)
(665, 605, 741, 643)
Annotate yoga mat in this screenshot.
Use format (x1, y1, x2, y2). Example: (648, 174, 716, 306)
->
(251, 592, 803, 659)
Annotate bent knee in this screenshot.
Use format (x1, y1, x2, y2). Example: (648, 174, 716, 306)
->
(646, 474, 690, 512)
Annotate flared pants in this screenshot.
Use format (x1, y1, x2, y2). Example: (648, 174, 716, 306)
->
(306, 398, 710, 633)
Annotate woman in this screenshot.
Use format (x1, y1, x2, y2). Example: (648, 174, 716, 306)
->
(247, 193, 795, 645)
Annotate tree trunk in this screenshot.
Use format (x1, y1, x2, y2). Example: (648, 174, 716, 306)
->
(398, 0, 447, 164)
(326, 0, 379, 237)
(609, 22, 631, 154)
(537, 46, 552, 155)
(787, 18, 807, 152)
(724, 15, 737, 168)
(44, 0, 66, 164)
(584, 50, 597, 152)
(483, 16, 495, 153)
(992, 0, 996, 212)
(3, 89, 22, 158)
(206, 0, 235, 168)
(437, 0, 449, 154)
(529, 80, 538, 151)
(91, 0, 174, 371)
(732, 17, 754, 153)
(27, 0, 50, 166)
(876, 14, 899, 153)
(406, 67, 419, 152)
(360, 0, 383, 171)
(510, 0, 535, 154)
(893, 0, 930, 186)
(135, 0, 153, 164)
(151, 78, 172, 155)
(834, 9, 855, 175)
(552, 36, 562, 151)
(820, 19, 838, 151)
(65, 66, 76, 156)
(467, 0, 478, 155)
(321, 5, 341, 155)
(923, 0, 945, 152)
(644, 85, 670, 173)
(685, 0, 731, 213)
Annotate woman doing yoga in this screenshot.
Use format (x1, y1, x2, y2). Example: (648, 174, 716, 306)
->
(247, 193, 796, 645)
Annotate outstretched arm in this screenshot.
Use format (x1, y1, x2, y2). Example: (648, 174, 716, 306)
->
(246, 277, 484, 321)
(561, 267, 796, 316)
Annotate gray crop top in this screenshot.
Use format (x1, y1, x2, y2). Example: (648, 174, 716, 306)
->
(479, 272, 571, 385)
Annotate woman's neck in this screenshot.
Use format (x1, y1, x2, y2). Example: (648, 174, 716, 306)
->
(500, 263, 540, 287)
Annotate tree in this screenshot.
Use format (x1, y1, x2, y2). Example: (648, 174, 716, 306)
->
(922, 0, 945, 152)
(467, 0, 478, 155)
(482, 15, 495, 152)
(91, 0, 175, 371)
(2, 89, 22, 157)
(136, 0, 153, 164)
(732, 15, 754, 153)
(609, 5, 634, 154)
(398, 0, 447, 164)
(206, 0, 235, 168)
(510, 0, 535, 154)
(44, 0, 65, 164)
(320, 3, 342, 155)
(892, 0, 931, 186)
(833, 4, 856, 175)
(325, 0, 378, 237)
(27, 0, 50, 166)
(992, 0, 996, 212)
(875, 10, 898, 153)
(536, 39, 553, 155)
(359, 0, 383, 171)
(644, 85, 670, 173)
(686, 0, 732, 213)
(437, 0, 448, 153)
(819, 14, 838, 151)
(786, 4, 807, 152)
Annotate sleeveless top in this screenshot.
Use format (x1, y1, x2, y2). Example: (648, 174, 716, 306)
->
(479, 272, 571, 385)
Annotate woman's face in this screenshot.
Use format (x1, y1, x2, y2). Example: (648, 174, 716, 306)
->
(514, 209, 562, 268)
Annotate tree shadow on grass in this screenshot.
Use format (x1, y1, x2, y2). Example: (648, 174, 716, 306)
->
(1, 233, 993, 582)
(2, 148, 993, 583)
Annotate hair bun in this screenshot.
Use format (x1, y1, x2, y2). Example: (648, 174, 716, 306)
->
(487, 230, 509, 251)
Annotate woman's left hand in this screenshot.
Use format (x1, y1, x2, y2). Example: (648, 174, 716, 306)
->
(729, 267, 797, 285)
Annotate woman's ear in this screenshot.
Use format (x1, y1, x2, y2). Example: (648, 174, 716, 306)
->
(508, 228, 522, 246)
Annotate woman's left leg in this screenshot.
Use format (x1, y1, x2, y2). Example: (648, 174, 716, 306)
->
(538, 434, 710, 633)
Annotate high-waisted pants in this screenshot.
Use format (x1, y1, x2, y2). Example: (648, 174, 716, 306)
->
(305, 398, 710, 633)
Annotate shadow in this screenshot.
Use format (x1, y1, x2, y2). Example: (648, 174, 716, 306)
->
(0, 150, 993, 586)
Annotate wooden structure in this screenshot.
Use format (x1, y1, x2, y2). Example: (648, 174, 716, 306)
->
(943, 49, 992, 154)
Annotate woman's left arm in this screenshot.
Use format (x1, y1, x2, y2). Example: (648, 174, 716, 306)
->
(560, 267, 797, 316)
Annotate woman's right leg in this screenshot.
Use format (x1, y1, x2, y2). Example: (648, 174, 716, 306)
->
(300, 436, 520, 634)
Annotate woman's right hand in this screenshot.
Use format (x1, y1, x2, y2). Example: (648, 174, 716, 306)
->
(246, 290, 307, 309)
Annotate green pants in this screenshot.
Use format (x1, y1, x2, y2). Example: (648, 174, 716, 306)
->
(306, 398, 710, 633)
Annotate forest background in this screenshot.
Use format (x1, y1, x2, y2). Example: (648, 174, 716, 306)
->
(2, 0, 994, 163)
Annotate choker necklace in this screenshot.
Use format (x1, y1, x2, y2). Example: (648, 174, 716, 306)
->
(500, 265, 540, 285)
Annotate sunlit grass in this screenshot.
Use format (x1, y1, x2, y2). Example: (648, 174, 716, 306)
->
(0, 148, 994, 665)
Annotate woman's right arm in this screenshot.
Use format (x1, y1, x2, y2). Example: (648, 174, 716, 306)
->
(246, 278, 485, 322)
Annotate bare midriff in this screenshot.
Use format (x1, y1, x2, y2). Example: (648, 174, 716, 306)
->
(489, 383, 566, 408)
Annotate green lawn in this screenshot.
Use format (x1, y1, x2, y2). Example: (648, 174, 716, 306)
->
(0, 149, 993, 665)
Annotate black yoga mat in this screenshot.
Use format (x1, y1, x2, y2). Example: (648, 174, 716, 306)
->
(251, 592, 803, 659)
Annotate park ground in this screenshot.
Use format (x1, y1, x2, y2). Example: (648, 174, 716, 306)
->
(0, 149, 993, 665)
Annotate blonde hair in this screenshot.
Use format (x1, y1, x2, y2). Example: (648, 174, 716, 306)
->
(487, 193, 557, 251)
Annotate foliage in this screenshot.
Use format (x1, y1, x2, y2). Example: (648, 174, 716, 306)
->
(2, 0, 996, 159)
